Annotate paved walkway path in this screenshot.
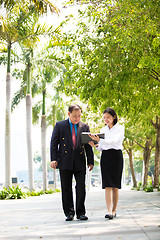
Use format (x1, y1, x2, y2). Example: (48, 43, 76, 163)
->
(0, 187, 159, 240)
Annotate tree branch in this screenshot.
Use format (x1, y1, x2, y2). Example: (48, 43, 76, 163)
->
(150, 74, 160, 81)
(150, 69, 160, 82)
(134, 140, 144, 149)
(150, 119, 156, 128)
(150, 116, 160, 129)
(123, 142, 129, 155)
(152, 69, 160, 76)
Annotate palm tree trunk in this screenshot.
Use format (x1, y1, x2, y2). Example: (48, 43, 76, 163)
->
(26, 94, 34, 191)
(52, 104, 56, 188)
(53, 169, 57, 189)
(52, 104, 56, 128)
(26, 59, 34, 191)
(41, 115, 47, 191)
(41, 89, 47, 190)
(5, 43, 11, 188)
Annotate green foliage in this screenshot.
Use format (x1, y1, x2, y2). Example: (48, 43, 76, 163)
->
(32, 103, 41, 125)
(0, 0, 59, 15)
(0, 186, 60, 200)
(144, 185, 153, 192)
(61, 0, 160, 122)
(44, 188, 60, 194)
(143, 178, 154, 192)
(135, 178, 159, 192)
(0, 54, 7, 65)
(27, 190, 45, 196)
(136, 181, 142, 191)
(133, 176, 160, 192)
(26, 188, 60, 196)
(0, 186, 26, 199)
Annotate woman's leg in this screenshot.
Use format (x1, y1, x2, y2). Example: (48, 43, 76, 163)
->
(112, 188, 119, 215)
(105, 187, 112, 214)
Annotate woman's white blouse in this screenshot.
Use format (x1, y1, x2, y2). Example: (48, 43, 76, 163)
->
(96, 123, 125, 151)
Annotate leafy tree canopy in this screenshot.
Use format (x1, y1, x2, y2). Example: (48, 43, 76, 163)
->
(61, 0, 160, 127)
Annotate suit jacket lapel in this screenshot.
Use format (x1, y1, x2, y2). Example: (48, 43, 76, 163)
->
(66, 119, 73, 147)
(77, 121, 82, 147)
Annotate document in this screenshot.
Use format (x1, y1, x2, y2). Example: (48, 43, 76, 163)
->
(81, 132, 105, 144)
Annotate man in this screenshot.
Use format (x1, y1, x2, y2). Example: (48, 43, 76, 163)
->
(50, 104, 94, 221)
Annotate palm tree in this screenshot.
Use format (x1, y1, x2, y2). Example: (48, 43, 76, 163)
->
(24, 48, 34, 191)
(35, 53, 66, 190)
(0, 1, 59, 188)
(0, 6, 24, 188)
(19, 22, 57, 191)
(11, 43, 66, 190)
(0, 0, 59, 15)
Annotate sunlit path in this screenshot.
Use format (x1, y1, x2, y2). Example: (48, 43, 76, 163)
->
(0, 187, 159, 240)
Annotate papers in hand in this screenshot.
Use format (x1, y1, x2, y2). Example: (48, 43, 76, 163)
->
(81, 132, 105, 144)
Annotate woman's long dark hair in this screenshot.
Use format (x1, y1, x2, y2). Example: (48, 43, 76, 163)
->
(103, 107, 118, 125)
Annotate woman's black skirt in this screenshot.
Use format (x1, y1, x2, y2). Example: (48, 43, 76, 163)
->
(100, 149, 123, 189)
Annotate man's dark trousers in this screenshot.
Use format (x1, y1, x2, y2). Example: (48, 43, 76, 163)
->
(60, 169, 86, 218)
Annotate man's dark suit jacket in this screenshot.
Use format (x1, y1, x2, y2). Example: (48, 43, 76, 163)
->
(50, 119, 94, 171)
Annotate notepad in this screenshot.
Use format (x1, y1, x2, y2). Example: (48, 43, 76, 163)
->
(81, 132, 105, 144)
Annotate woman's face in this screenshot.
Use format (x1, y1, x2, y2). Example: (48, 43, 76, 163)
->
(103, 112, 115, 128)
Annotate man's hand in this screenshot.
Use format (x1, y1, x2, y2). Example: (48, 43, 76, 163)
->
(50, 161, 57, 169)
(88, 164, 94, 171)
(88, 141, 95, 147)
(88, 141, 99, 147)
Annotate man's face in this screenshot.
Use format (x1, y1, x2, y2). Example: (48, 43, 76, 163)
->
(68, 109, 81, 125)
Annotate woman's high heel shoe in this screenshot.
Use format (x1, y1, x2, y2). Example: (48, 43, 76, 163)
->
(105, 214, 113, 219)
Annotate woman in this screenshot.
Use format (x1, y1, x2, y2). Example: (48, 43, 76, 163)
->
(89, 107, 124, 219)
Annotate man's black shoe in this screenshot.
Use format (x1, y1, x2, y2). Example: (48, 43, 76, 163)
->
(66, 214, 74, 221)
(77, 215, 88, 220)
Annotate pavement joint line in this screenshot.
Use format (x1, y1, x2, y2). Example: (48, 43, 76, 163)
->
(150, 204, 160, 208)
(127, 209, 151, 240)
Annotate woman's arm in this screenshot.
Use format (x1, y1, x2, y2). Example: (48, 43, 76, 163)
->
(99, 126, 124, 148)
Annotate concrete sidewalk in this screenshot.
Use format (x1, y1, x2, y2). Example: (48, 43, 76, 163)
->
(0, 186, 159, 240)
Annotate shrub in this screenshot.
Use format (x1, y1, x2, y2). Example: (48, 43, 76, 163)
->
(144, 185, 153, 192)
(0, 186, 26, 200)
(26, 190, 45, 197)
(0, 186, 61, 200)
(136, 181, 142, 191)
(27, 188, 60, 196)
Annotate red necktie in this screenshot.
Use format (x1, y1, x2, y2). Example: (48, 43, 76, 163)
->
(72, 124, 76, 149)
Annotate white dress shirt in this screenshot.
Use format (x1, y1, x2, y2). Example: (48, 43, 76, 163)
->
(96, 123, 125, 151)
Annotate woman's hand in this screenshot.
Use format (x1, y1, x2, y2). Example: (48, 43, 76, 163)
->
(89, 134, 100, 143)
